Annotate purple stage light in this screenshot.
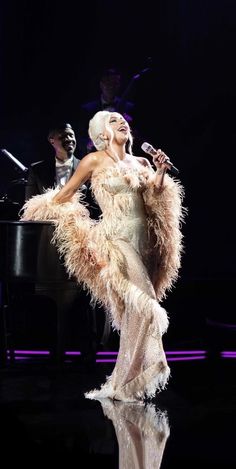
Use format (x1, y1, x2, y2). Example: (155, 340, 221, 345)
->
(10, 349, 236, 363)
(6, 349, 208, 356)
(166, 350, 206, 355)
(11, 357, 33, 361)
(96, 359, 116, 363)
(167, 356, 206, 362)
(7, 349, 50, 355)
(222, 355, 236, 359)
(221, 352, 236, 358)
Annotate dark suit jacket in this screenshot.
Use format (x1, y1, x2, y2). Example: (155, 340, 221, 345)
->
(25, 155, 101, 219)
(25, 155, 80, 200)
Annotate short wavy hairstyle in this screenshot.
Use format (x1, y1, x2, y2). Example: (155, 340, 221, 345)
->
(48, 122, 73, 140)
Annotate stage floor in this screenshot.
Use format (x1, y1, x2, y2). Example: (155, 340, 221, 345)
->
(0, 349, 235, 468)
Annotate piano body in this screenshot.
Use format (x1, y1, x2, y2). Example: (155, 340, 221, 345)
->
(0, 220, 100, 366)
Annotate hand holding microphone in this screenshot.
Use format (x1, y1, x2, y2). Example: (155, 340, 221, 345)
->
(141, 142, 179, 176)
(152, 148, 170, 172)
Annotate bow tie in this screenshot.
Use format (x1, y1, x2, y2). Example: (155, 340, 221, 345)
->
(55, 156, 73, 168)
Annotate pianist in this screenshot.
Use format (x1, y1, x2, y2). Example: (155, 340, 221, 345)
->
(24, 122, 102, 370)
(25, 123, 79, 200)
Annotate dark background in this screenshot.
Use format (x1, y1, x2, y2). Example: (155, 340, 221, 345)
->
(0, 0, 236, 347)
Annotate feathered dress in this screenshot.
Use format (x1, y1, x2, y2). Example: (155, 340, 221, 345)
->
(98, 399, 170, 469)
(20, 160, 185, 401)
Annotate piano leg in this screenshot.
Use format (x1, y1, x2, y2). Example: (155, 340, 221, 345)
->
(35, 282, 84, 366)
(1, 280, 109, 368)
(0, 282, 9, 368)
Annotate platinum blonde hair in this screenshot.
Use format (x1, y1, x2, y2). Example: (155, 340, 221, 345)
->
(88, 111, 133, 156)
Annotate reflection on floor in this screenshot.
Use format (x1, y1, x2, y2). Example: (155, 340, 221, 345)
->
(0, 350, 236, 468)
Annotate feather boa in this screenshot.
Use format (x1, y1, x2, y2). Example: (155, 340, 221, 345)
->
(142, 173, 186, 301)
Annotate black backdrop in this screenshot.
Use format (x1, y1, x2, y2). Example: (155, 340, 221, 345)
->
(1, 0, 236, 346)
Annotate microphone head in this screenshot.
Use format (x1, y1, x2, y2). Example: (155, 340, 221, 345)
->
(141, 142, 156, 155)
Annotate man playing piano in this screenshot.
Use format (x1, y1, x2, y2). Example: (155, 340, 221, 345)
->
(25, 123, 104, 370)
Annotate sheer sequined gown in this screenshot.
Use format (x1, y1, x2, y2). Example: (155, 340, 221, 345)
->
(85, 164, 170, 401)
(20, 162, 184, 401)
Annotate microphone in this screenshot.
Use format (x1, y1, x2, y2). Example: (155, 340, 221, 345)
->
(1, 148, 28, 173)
(141, 142, 179, 176)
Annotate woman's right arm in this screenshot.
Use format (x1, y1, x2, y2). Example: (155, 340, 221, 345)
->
(53, 153, 99, 203)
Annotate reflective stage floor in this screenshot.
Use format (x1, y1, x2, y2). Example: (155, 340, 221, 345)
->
(0, 349, 235, 468)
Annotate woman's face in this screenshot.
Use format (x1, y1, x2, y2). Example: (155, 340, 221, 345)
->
(107, 113, 130, 143)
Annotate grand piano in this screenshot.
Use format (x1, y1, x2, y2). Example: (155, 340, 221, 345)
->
(0, 219, 101, 367)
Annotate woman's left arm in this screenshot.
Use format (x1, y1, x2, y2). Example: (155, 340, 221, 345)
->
(137, 150, 170, 189)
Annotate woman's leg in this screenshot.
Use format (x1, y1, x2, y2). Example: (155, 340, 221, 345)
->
(107, 240, 170, 400)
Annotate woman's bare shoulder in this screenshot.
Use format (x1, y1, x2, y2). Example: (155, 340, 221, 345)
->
(80, 151, 103, 170)
(85, 150, 118, 175)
